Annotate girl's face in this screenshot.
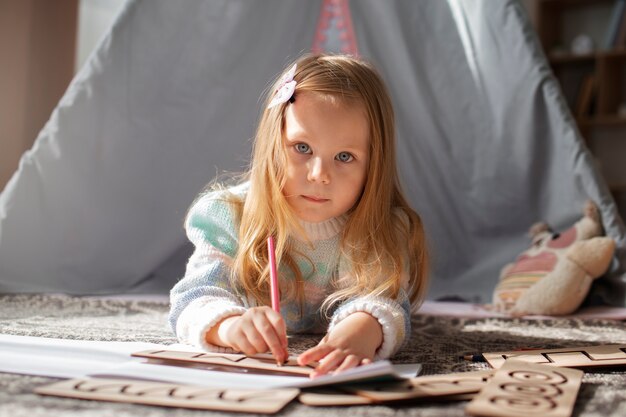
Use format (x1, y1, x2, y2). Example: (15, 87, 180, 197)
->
(282, 92, 369, 223)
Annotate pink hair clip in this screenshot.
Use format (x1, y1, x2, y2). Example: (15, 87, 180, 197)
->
(267, 64, 297, 109)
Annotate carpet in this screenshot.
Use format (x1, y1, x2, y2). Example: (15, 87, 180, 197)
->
(1, 294, 625, 416)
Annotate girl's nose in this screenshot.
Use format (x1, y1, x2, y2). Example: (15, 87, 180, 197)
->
(307, 157, 330, 184)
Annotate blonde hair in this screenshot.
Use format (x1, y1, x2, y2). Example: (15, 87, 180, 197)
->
(214, 54, 428, 313)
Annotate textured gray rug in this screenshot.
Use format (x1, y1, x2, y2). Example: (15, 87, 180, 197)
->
(1, 294, 625, 416)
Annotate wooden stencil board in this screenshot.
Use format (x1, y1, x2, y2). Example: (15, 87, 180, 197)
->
(466, 360, 583, 417)
(483, 344, 626, 369)
(342, 369, 494, 403)
(299, 370, 494, 407)
(132, 349, 314, 376)
(35, 377, 299, 414)
(298, 389, 374, 406)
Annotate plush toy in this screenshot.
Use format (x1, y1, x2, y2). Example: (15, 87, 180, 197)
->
(493, 201, 615, 316)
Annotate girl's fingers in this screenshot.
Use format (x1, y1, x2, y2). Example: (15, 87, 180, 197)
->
(360, 358, 372, 366)
(225, 307, 288, 360)
(240, 319, 269, 354)
(231, 329, 258, 356)
(312, 350, 347, 377)
(253, 312, 287, 363)
(298, 344, 334, 367)
(334, 354, 361, 374)
(265, 309, 288, 349)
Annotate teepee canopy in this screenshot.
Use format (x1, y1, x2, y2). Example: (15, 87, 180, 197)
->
(0, 0, 624, 306)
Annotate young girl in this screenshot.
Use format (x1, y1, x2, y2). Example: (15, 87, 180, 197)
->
(169, 54, 428, 377)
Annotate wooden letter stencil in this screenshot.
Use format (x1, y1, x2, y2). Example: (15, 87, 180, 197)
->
(35, 377, 299, 414)
(341, 369, 494, 403)
(298, 370, 494, 406)
(483, 344, 626, 369)
(132, 349, 314, 376)
(465, 360, 583, 417)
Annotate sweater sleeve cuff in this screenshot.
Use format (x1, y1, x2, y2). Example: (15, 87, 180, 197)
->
(175, 297, 247, 353)
(328, 297, 407, 360)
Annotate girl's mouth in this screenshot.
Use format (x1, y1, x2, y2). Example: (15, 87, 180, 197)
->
(302, 195, 329, 203)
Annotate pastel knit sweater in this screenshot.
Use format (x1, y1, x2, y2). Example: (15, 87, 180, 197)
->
(169, 183, 411, 359)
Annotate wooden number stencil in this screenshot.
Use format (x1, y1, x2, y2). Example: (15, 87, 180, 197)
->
(466, 360, 583, 417)
(298, 389, 374, 406)
(35, 377, 299, 414)
(342, 369, 494, 402)
(483, 344, 626, 369)
(132, 349, 314, 376)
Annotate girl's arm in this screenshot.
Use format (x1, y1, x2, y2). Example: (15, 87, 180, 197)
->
(298, 292, 410, 376)
(169, 192, 248, 352)
(328, 209, 414, 359)
(328, 291, 411, 359)
(169, 191, 288, 361)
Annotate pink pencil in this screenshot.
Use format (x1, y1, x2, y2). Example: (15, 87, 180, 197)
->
(267, 236, 280, 313)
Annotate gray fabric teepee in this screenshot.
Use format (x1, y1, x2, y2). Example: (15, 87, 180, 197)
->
(0, 0, 624, 306)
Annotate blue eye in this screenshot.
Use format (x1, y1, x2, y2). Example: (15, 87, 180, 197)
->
(336, 152, 353, 162)
(295, 143, 311, 154)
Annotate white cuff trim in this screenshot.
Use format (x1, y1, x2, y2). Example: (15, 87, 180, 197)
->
(328, 297, 406, 360)
(176, 297, 247, 353)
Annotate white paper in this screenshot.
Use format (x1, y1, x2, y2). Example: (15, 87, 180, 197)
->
(0, 334, 420, 389)
(0, 334, 162, 380)
(290, 361, 421, 389)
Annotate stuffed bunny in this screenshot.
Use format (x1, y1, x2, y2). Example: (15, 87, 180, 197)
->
(493, 201, 615, 316)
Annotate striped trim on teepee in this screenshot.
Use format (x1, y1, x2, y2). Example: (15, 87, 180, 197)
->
(312, 0, 359, 55)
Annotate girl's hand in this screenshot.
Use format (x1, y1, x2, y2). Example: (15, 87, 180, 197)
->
(209, 307, 288, 364)
(297, 312, 383, 378)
